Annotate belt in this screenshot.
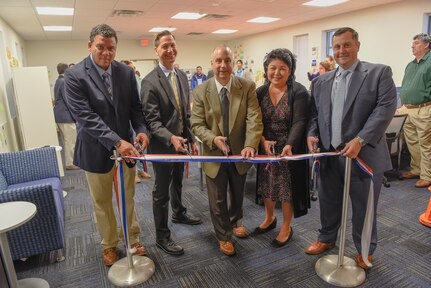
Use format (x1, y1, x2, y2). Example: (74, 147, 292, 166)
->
(405, 101, 431, 109)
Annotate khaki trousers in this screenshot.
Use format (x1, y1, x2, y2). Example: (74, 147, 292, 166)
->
(85, 165, 141, 250)
(400, 105, 431, 181)
(57, 123, 77, 166)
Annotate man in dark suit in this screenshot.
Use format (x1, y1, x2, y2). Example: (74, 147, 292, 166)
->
(64, 24, 149, 266)
(190, 45, 263, 256)
(53, 62, 78, 170)
(141, 31, 201, 256)
(306, 27, 397, 269)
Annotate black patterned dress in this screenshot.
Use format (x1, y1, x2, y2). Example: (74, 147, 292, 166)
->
(257, 91, 292, 203)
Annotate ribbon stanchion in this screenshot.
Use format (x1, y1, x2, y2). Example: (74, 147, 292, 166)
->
(315, 157, 366, 287)
(108, 152, 155, 287)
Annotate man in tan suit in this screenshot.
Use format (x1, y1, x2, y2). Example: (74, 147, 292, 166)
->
(191, 45, 263, 256)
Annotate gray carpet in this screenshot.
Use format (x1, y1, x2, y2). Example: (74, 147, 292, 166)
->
(14, 162, 431, 287)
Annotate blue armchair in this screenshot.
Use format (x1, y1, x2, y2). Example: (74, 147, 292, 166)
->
(0, 147, 65, 261)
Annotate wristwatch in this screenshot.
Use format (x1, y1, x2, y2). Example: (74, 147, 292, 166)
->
(114, 140, 121, 149)
(356, 136, 366, 147)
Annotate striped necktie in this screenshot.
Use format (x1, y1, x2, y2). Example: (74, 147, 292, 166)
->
(331, 70, 350, 149)
(102, 72, 112, 100)
(170, 71, 183, 132)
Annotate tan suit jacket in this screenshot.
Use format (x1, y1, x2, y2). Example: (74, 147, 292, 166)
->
(191, 76, 263, 178)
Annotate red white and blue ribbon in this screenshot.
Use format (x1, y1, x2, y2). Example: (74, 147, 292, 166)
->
(116, 152, 374, 268)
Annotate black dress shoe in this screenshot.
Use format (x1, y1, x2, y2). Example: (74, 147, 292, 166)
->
(172, 214, 202, 225)
(271, 227, 293, 248)
(252, 217, 277, 235)
(156, 239, 184, 255)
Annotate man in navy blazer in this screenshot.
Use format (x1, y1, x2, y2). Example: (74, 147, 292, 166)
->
(141, 30, 201, 256)
(306, 27, 397, 269)
(64, 24, 149, 266)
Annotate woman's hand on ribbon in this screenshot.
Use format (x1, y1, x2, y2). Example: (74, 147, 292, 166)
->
(281, 145, 293, 156)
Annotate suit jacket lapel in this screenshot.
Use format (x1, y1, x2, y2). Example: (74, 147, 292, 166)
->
(230, 76, 243, 133)
(85, 56, 114, 106)
(206, 79, 223, 134)
(156, 66, 180, 113)
(343, 62, 367, 119)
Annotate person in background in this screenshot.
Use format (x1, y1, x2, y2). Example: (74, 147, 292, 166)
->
(191, 66, 207, 90)
(307, 56, 335, 81)
(398, 33, 431, 188)
(68, 63, 75, 68)
(306, 27, 397, 269)
(318, 61, 333, 76)
(325, 55, 336, 70)
(64, 24, 150, 266)
(121, 60, 151, 183)
(235, 59, 254, 81)
(141, 30, 201, 256)
(191, 45, 263, 256)
(53, 62, 79, 170)
(253, 48, 310, 247)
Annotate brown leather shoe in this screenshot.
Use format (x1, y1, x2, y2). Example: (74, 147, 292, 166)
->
(233, 226, 248, 238)
(402, 171, 419, 179)
(134, 175, 141, 184)
(355, 254, 373, 270)
(65, 165, 80, 170)
(131, 242, 148, 256)
(138, 171, 151, 179)
(305, 241, 335, 255)
(103, 247, 118, 266)
(415, 179, 431, 188)
(219, 240, 236, 256)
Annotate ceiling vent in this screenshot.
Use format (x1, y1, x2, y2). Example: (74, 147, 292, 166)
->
(200, 14, 231, 20)
(112, 10, 144, 17)
(187, 32, 204, 36)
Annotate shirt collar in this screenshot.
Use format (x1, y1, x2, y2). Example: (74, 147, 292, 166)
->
(159, 63, 176, 77)
(214, 78, 232, 95)
(336, 59, 359, 77)
(413, 50, 430, 64)
(90, 54, 112, 77)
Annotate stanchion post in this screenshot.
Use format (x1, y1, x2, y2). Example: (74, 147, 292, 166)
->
(315, 156, 366, 287)
(108, 152, 155, 287)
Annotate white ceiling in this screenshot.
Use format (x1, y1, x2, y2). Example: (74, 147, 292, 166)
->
(0, 0, 402, 41)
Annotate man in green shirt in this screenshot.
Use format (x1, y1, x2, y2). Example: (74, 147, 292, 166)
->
(399, 33, 431, 188)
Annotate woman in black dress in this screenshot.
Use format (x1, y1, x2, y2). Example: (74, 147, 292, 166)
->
(253, 48, 311, 247)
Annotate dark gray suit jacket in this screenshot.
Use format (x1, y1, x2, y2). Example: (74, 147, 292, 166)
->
(308, 61, 397, 174)
(64, 56, 147, 173)
(141, 66, 194, 154)
(53, 75, 74, 123)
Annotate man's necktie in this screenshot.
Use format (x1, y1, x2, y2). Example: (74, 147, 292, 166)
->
(331, 70, 350, 149)
(170, 71, 183, 132)
(102, 72, 112, 100)
(220, 87, 229, 138)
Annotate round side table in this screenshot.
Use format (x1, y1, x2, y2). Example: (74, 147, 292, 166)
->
(0, 201, 50, 288)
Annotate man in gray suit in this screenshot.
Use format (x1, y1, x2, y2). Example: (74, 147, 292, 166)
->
(306, 27, 397, 269)
(65, 24, 149, 266)
(141, 31, 201, 256)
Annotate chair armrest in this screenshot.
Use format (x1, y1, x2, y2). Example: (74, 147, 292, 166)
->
(0, 147, 60, 185)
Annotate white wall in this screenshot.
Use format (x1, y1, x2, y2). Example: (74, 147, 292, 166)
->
(227, 0, 431, 86)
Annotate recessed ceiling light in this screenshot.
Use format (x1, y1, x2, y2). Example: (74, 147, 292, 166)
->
(36, 7, 74, 16)
(43, 26, 72, 31)
(302, 0, 348, 7)
(171, 12, 207, 20)
(149, 27, 177, 33)
(247, 17, 280, 23)
(212, 29, 238, 34)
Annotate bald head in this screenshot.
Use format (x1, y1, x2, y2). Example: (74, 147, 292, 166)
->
(211, 45, 234, 85)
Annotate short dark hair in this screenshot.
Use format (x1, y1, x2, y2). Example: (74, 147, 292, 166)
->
(121, 60, 132, 65)
(57, 63, 68, 74)
(236, 59, 243, 65)
(89, 24, 117, 43)
(333, 27, 359, 41)
(154, 30, 175, 47)
(263, 48, 296, 87)
(413, 33, 431, 47)
(196, 66, 202, 69)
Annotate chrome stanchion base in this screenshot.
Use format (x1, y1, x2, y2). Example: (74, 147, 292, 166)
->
(108, 256, 155, 287)
(18, 278, 50, 288)
(315, 255, 365, 287)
